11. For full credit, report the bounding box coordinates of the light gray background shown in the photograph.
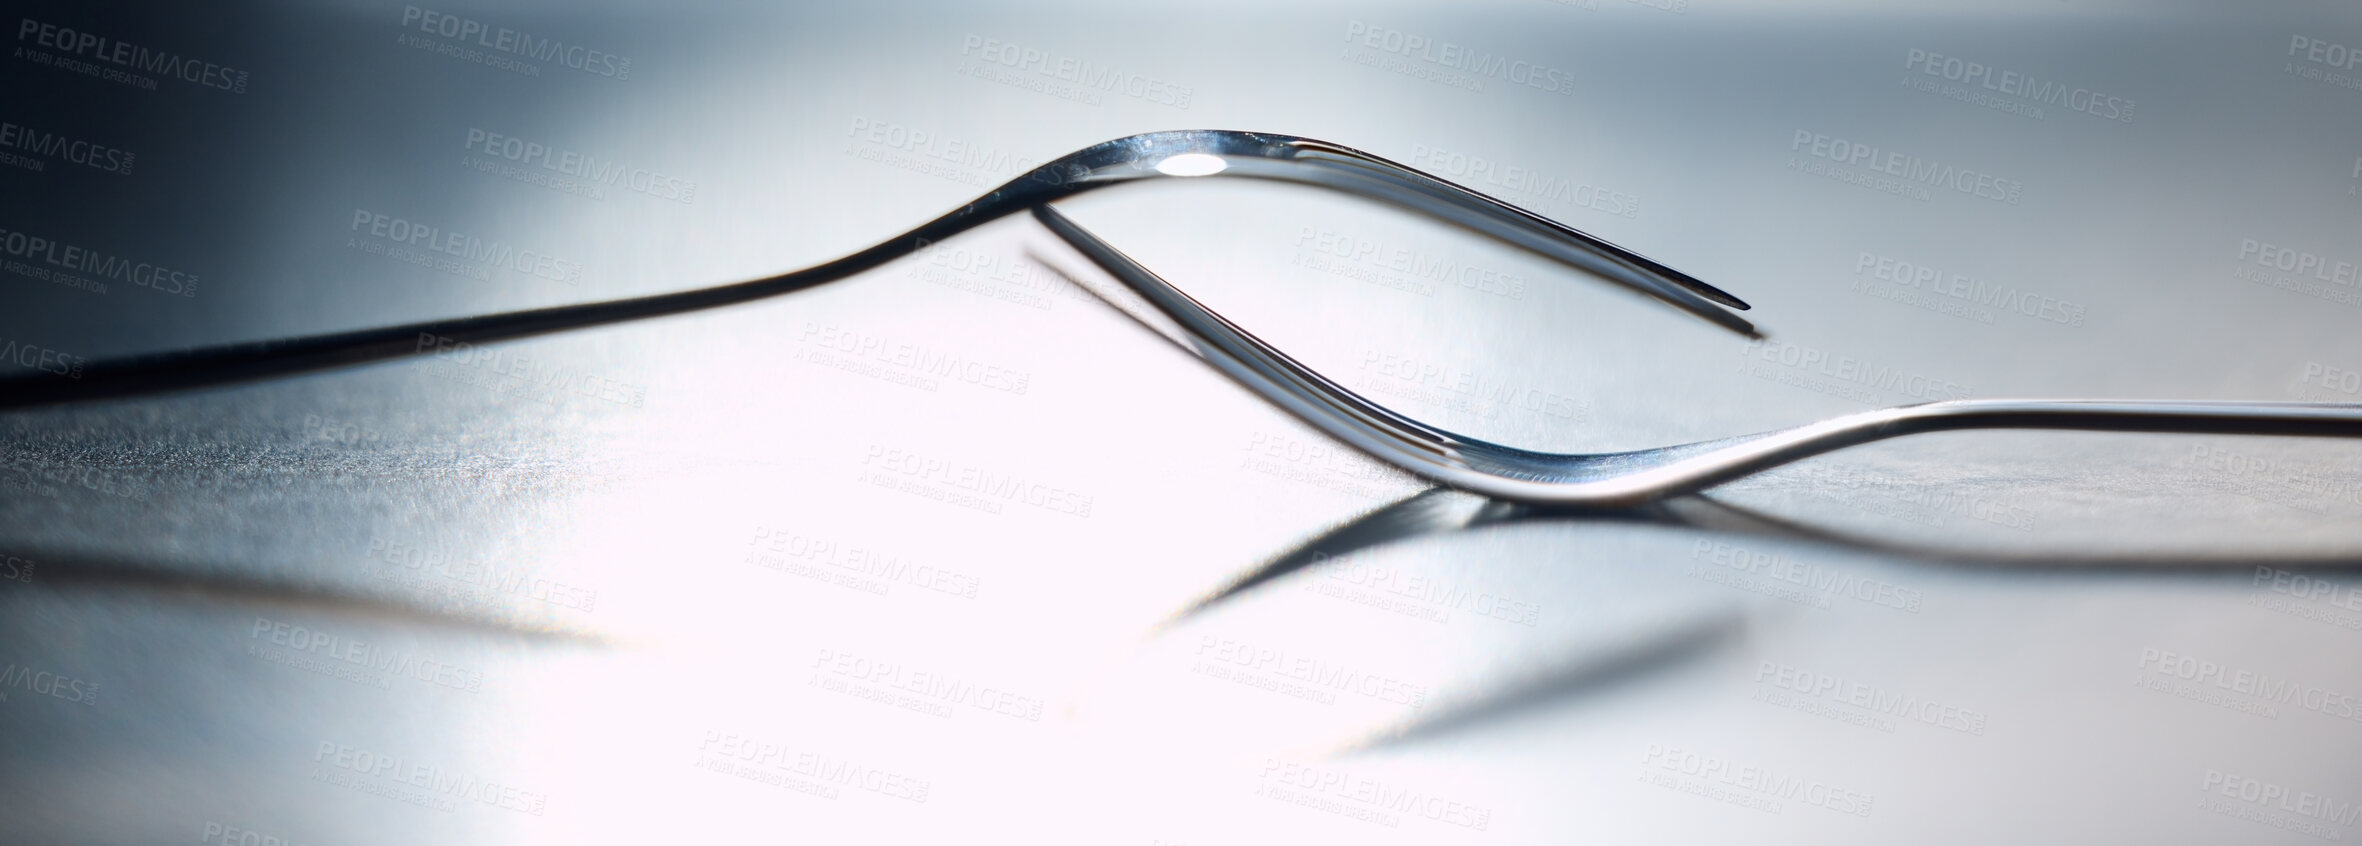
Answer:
[5,0,2362,842]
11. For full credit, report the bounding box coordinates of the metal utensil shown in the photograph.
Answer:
[1031,203,2362,507]
[0,130,1748,410]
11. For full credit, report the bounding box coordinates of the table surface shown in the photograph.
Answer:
[7,0,2362,842]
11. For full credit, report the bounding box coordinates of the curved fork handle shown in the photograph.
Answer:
[1617,399,2362,504]
[0,130,1745,412]
[1031,202,2362,507]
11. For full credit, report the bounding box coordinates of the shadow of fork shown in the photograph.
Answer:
[1170,486,2362,754]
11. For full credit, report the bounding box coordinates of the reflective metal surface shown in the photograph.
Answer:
[1038,203,2362,505]
[0,129,1750,410]
[9,1,2362,843]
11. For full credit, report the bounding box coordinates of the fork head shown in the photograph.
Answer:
[1002,130,1755,336]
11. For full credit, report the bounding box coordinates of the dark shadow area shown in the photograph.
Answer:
[7,547,610,644]
[1171,485,2362,753]
[1345,610,1745,754]
[1188,486,2362,634]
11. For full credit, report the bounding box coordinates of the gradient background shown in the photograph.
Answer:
[5,0,2362,842]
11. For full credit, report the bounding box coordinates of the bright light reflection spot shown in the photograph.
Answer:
[1154,153,1227,177]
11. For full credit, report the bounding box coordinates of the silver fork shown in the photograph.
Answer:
[9,129,2361,510]
[1029,203,2362,508]
[0,130,1753,409]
